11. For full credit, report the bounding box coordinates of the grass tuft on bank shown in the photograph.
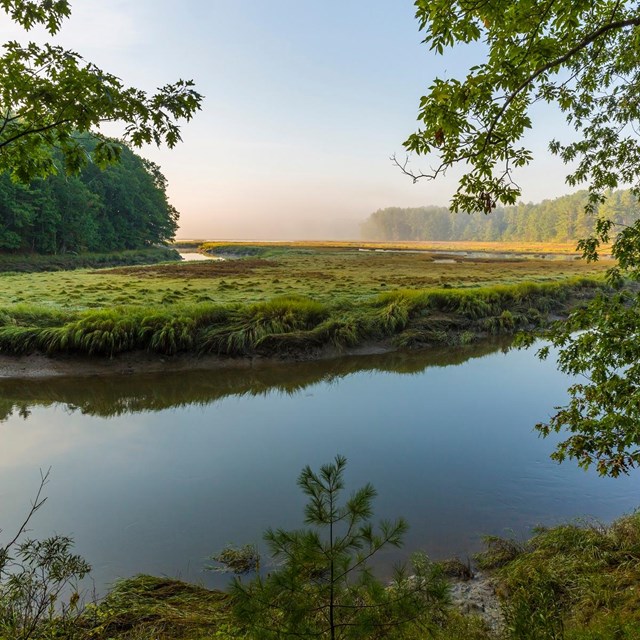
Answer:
[477,512,640,639]
[0,279,605,358]
[87,575,233,640]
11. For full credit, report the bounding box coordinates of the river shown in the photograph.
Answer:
[1,341,638,591]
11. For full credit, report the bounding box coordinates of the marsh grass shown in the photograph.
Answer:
[476,513,640,639]
[0,278,605,357]
[88,575,232,639]
[0,244,612,357]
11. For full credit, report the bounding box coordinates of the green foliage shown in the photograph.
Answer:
[0,2,201,182]
[528,285,640,476]
[484,513,640,639]
[230,455,450,639]
[405,0,640,477]
[405,1,640,214]
[0,139,180,254]
[0,537,90,640]
[0,471,91,640]
[361,191,639,243]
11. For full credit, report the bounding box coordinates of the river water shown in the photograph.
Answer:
[1,342,639,591]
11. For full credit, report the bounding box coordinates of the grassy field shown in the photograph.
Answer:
[1,242,611,309]
[0,242,614,358]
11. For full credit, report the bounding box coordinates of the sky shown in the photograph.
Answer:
[2,1,577,240]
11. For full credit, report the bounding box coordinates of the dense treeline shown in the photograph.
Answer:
[361,190,638,242]
[0,138,178,254]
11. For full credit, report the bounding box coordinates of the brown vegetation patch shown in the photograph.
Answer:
[97,259,279,279]
[302,271,336,281]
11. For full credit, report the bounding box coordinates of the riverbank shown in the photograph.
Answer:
[0,278,606,367]
[0,342,395,378]
[40,510,640,639]
[0,247,180,273]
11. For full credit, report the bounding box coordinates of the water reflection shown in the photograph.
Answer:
[0,340,507,420]
[1,340,639,593]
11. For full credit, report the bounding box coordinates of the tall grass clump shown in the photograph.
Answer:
[476,513,640,639]
[199,297,329,355]
[0,304,72,327]
[0,326,46,354]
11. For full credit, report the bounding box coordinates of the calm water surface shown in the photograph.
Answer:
[1,342,639,590]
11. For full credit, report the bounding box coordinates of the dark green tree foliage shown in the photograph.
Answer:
[0,140,178,253]
[361,191,638,242]
[0,1,201,182]
[231,455,449,640]
[403,1,640,476]
[401,1,640,214]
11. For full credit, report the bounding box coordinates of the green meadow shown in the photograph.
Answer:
[0,242,613,358]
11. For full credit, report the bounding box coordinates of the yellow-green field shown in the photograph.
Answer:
[0,242,614,358]
[188,239,603,254]
[1,242,612,310]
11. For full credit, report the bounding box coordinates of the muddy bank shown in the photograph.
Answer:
[449,572,504,634]
[0,342,397,379]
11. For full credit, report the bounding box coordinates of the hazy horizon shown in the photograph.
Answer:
[2,1,581,241]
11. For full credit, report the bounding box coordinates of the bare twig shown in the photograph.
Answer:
[1,468,50,557]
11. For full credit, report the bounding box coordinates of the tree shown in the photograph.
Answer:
[400,0,640,476]
[0,136,180,253]
[229,455,449,640]
[0,470,91,640]
[0,0,202,182]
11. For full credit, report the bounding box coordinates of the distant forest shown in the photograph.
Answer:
[361,190,639,242]
[0,138,178,254]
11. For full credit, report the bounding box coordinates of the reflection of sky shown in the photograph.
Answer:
[2,345,638,592]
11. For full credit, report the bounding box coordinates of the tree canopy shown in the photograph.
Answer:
[403,1,640,476]
[400,0,640,215]
[0,0,202,182]
[0,136,179,253]
[362,190,638,243]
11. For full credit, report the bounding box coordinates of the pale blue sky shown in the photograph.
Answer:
[2,1,574,239]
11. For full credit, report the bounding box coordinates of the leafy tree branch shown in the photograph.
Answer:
[403,0,640,475]
[0,2,202,182]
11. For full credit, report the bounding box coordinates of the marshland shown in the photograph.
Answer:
[3,240,640,639]
[2,0,640,634]
[0,241,613,362]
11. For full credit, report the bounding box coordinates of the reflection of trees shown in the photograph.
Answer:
[0,340,507,420]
